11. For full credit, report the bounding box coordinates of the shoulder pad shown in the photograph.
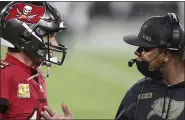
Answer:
[0,61,10,69]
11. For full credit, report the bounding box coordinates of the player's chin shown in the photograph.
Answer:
[33,58,44,66]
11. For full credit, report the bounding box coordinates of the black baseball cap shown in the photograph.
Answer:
[123,13,184,49]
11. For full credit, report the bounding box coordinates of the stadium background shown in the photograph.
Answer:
[0,2,184,119]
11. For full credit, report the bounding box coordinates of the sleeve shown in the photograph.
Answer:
[0,69,10,114]
[115,88,137,120]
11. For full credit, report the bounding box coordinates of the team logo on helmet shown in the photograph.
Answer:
[5,2,46,24]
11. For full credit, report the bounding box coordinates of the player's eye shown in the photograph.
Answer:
[35,27,47,36]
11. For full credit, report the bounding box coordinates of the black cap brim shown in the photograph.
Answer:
[123,35,156,47]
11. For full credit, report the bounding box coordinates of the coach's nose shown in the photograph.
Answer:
[135,49,143,61]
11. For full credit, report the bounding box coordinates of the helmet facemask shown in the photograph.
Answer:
[41,32,67,67]
[18,25,67,67]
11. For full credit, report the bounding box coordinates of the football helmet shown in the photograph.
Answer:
[0,1,67,65]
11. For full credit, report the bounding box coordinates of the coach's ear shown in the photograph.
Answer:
[163,50,171,63]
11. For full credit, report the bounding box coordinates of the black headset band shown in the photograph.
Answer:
[166,13,185,60]
[166,13,181,49]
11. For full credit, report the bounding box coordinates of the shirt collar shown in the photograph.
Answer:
[5,53,37,75]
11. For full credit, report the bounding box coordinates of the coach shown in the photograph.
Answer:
[115,13,185,120]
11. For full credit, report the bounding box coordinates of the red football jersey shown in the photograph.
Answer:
[0,53,48,120]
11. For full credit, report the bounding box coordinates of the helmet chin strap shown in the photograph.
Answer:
[27,57,57,81]
[44,54,58,78]
[27,53,59,81]
[27,61,44,81]
[44,61,57,79]
[44,65,51,79]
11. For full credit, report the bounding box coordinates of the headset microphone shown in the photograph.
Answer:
[128,58,137,67]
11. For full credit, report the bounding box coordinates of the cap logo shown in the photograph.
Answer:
[142,34,151,42]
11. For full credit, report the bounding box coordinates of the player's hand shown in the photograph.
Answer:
[41,103,73,120]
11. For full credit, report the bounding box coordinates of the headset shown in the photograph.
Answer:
[166,13,181,49]
[166,13,185,60]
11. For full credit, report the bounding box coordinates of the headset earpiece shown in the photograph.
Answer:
[166,13,180,48]
[166,13,185,60]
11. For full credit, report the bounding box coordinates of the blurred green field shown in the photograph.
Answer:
[1,43,142,119]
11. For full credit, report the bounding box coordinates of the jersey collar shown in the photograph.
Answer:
[5,53,37,75]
